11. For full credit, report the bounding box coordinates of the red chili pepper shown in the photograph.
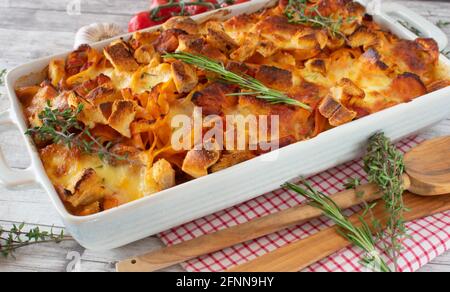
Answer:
[128,11,164,32]
[185,0,218,16]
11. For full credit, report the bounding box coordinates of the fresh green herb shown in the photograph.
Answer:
[344,177,362,190]
[0,223,71,258]
[284,181,391,272]
[398,20,422,36]
[363,132,407,272]
[284,0,347,39]
[25,103,132,164]
[163,52,311,110]
[436,20,450,28]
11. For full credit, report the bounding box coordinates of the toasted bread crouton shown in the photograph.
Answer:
[104,40,139,72]
[171,60,198,93]
[210,151,256,173]
[108,100,137,138]
[182,146,221,178]
[206,28,238,53]
[66,168,110,208]
[163,16,199,35]
[134,44,159,65]
[153,29,187,53]
[385,72,427,103]
[255,65,293,91]
[192,82,239,115]
[319,94,357,126]
[152,159,176,191]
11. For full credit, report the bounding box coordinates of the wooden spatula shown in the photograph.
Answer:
[116,136,450,272]
[227,192,450,272]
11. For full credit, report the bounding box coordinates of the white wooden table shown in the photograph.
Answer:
[0,0,449,272]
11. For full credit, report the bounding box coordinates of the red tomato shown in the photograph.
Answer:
[150,0,182,19]
[220,0,249,8]
[185,0,218,16]
[128,11,164,32]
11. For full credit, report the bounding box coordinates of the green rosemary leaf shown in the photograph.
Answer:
[163,52,311,110]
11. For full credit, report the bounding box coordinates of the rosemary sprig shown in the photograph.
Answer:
[284,0,347,39]
[25,103,130,164]
[284,181,391,272]
[364,132,407,272]
[163,52,311,110]
[0,223,71,258]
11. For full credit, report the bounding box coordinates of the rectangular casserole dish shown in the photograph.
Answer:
[2,0,450,250]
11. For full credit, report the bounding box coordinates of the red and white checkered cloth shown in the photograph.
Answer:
[158,136,450,272]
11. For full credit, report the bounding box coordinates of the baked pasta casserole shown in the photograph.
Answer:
[16,0,450,216]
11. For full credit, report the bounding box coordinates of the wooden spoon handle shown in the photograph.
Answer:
[116,182,385,272]
[227,192,450,272]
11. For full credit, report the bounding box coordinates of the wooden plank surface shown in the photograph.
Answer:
[0,0,449,272]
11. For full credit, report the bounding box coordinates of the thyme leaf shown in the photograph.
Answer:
[0,223,71,258]
[284,0,347,39]
[25,103,133,164]
[364,132,407,272]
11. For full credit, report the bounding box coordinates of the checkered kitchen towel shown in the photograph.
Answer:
[158,136,450,272]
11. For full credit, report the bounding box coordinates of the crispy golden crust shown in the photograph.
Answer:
[171,60,199,93]
[107,100,136,138]
[104,40,139,72]
[18,0,448,216]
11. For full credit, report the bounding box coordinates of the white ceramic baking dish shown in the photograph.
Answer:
[2,0,450,250]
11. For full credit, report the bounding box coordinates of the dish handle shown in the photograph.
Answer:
[382,2,448,51]
[0,110,36,188]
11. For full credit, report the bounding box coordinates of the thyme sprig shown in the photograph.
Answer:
[25,103,131,164]
[284,181,391,272]
[0,223,71,258]
[364,133,407,272]
[284,0,347,39]
[163,52,311,110]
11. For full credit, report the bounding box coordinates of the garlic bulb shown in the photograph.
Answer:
[74,23,125,49]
